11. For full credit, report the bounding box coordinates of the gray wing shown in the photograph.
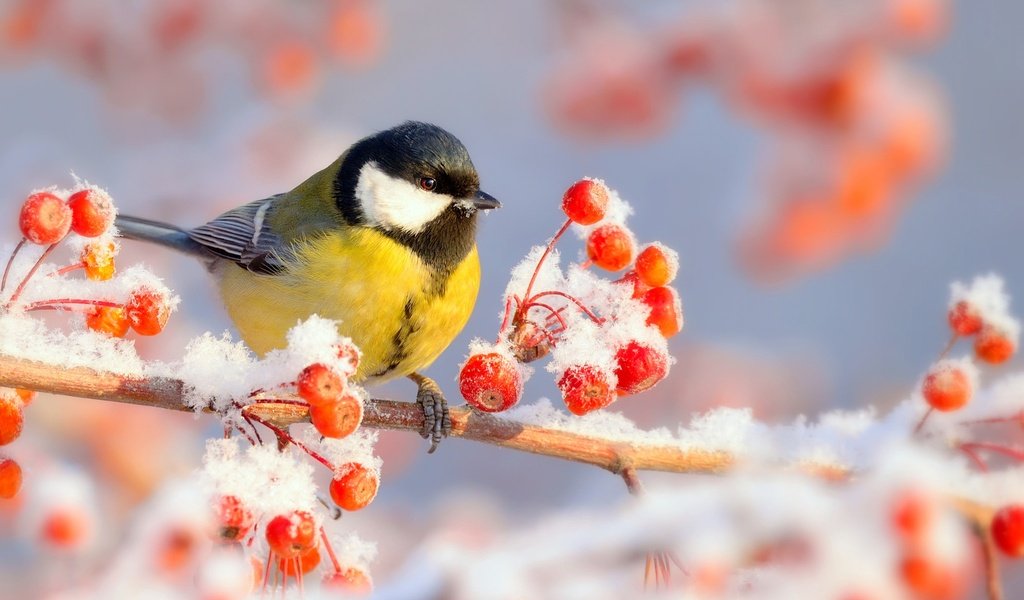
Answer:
[188,195,289,275]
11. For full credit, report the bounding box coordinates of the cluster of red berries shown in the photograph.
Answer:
[0,388,34,501]
[459,179,680,416]
[212,497,371,594]
[888,488,968,598]
[947,298,1017,365]
[4,186,172,338]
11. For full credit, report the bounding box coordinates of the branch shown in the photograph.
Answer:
[0,354,731,476]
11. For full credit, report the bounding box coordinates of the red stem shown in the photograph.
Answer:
[961,442,1024,462]
[496,296,516,341]
[24,298,123,312]
[938,332,960,360]
[1,238,26,294]
[914,407,934,435]
[47,263,85,278]
[528,290,604,324]
[243,409,336,472]
[961,414,1023,427]
[522,300,568,332]
[521,218,573,314]
[5,242,59,307]
[320,527,342,572]
[960,444,989,472]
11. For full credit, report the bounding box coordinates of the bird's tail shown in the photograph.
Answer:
[115,215,207,258]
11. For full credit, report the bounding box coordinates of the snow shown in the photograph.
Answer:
[200,438,318,518]
[950,273,1021,340]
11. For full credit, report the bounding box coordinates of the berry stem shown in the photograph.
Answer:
[528,290,604,324]
[496,296,517,341]
[961,442,1024,462]
[0,238,26,294]
[522,300,568,332]
[47,263,85,278]
[959,443,989,472]
[938,332,959,360]
[913,407,934,435]
[521,218,573,314]
[242,407,336,472]
[24,298,123,312]
[5,242,58,307]
[961,414,1023,427]
[320,527,343,572]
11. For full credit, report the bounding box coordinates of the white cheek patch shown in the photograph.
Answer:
[355,161,454,234]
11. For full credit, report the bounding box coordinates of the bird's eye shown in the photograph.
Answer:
[419,177,437,192]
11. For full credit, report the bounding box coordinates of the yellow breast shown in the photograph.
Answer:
[214,228,480,382]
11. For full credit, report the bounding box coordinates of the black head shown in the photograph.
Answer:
[332,122,499,274]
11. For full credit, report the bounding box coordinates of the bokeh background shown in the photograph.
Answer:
[1,0,1022,596]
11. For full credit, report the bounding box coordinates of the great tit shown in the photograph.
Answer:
[116,121,500,452]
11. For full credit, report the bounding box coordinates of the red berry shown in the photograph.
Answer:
[975,328,1015,364]
[66,188,115,237]
[891,489,935,543]
[19,192,71,245]
[634,243,678,287]
[947,301,982,336]
[899,552,962,599]
[297,363,345,407]
[85,306,130,338]
[157,525,200,574]
[310,392,363,438]
[334,341,361,376]
[992,504,1024,558]
[265,511,316,558]
[0,458,22,499]
[641,286,684,338]
[214,495,255,542]
[562,179,609,225]
[81,240,116,281]
[277,544,321,577]
[323,567,373,595]
[458,352,523,412]
[586,223,635,271]
[921,363,972,412]
[41,507,91,549]
[329,463,379,511]
[558,365,616,416]
[0,394,24,446]
[614,341,669,396]
[125,288,170,336]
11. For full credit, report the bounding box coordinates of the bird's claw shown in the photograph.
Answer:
[411,374,451,453]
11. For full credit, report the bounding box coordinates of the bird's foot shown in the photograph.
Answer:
[408,373,451,453]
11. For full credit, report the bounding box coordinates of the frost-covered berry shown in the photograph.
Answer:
[614,341,669,396]
[215,495,255,542]
[126,288,170,336]
[265,511,316,558]
[323,567,373,595]
[19,191,71,245]
[947,300,982,336]
[586,224,636,271]
[558,365,616,416]
[634,243,679,288]
[642,286,683,338]
[921,362,973,412]
[615,270,649,298]
[0,393,24,446]
[81,240,116,281]
[310,392,363,438]
[562,179,609,225]
[334,341,361,377]
[458,352,523,412]
[40,507,91,549]
[992,504,1024,558]
[278,544,321,577]
[975,327,1015,364]
[329,462,379,511]
[67,188,115,237]
[86,306,130,338]
[0,458,22,499]
[297,363,345,407]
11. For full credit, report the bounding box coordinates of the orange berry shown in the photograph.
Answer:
[263,41,318,93]
[947,301,982,336]
[891,488,935,543]
[0,394,24,446]
[86,306,130,338]
[41,507,91,549]
[81,241,117,281]
[329,463,379,511]
[297,363,345,407]
[586,223,635,271]
[215,495,255,542]
[310,393,363,439]
[899,551,963,600]
[277,544,321,578]
[641,286,683,338]
[19,192,71,245]
[125,288,170,336]
[458,352,523,412]
[0,458,22,499]
[992,504,1024,558]
[14,388,35,406]
[614,341,669,396]
[562,179,609,225]
[975,328,1015,364]
[634,243,678,287]
[921,363,972,412]
[67,188,115,237]
[323,567,373,595]
[558,365,615,416]
[265,511,316,559]
[157,525,200,573]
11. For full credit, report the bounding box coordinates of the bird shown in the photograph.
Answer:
[115,121,500,452]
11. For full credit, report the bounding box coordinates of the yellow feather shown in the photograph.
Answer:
[214,227,480,382]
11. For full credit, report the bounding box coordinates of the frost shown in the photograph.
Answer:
[200,438,318,517]
[950,273,1021,340]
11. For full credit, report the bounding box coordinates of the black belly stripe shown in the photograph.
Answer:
[370,297,420,378]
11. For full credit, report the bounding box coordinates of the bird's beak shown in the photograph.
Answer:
[472,190,501,210]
